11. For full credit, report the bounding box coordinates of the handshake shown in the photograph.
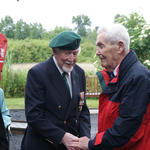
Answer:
[62,132,90,150]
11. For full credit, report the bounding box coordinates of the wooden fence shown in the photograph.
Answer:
[86,76,101,98]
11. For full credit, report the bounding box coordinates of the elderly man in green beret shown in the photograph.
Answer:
[21,31,91,150]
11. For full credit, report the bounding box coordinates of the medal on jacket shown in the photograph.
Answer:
[79,92,84,112]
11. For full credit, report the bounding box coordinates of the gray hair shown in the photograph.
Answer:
[53,48,61,53]
[98,24,130,51]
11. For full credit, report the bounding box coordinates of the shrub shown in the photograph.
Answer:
[0,67,27,97]
[0,53,27,97]
[7,39,52,63]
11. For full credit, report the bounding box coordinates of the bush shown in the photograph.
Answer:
[7,38,99,64]
[7,39,52,63]
[0,67,27,97]
[78,42,97,63]
[0,53,27,97]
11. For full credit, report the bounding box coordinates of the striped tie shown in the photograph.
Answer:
[62,72,70,94]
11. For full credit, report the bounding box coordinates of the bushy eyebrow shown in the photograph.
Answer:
[96,42,105,47]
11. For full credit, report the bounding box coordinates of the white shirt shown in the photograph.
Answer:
[113,65,119,76]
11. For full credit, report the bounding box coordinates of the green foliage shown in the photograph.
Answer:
[1,69,27,97]
[85,27,98,44]
[14,19,30,40]
[7,39,52,63]
[0,54,27,97]
[72,14,91,36]
[41,26,72,40]
[114,12,150,63]
[0,16,45,40]
[78,42,96,63]
[6,30,99,64]
[0,16,15,38]
[29,23,45,39]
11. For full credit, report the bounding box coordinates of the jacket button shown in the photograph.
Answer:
[75,120,78,124]
[64,120,67,124]
[58,105,62,110]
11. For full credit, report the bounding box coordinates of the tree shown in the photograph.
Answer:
[42,26,72,40]
[15,19,30,39]
[72,15,91,36]
[29,23,45,39]
[85,26,99,44]
[114,12,150,64]
[0,16,15,38]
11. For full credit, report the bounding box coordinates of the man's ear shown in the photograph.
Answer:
[52,48,57,56]
[52,48,55,53]
[118,40,125,54]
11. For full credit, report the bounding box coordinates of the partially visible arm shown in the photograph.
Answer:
[0,88,11,128]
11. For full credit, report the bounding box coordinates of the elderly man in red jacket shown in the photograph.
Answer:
[72,24,150,150]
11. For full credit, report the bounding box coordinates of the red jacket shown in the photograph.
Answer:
[89,51,150,150]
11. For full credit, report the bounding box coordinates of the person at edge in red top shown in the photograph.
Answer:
[0,33,11,150]
[71,23,150,150]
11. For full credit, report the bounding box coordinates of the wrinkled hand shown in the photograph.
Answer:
[61,132,79,150]
[70,136,90,150]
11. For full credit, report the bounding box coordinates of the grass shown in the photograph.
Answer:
[5,97,25,109]
[86,98,99,109]
[5,97,99,109]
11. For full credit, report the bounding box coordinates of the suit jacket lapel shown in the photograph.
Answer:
[48,57,71,103]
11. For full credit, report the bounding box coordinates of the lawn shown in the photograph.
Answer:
[5,97,99,109]
[5,97,25,109]
[86,98,99,109]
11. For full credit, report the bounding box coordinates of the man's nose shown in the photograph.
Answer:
[96,48,101,55]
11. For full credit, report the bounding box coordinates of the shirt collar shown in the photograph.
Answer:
[113,65,119,76]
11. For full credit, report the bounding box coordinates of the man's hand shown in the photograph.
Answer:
[61,132,79,150]
[70,136,90,150]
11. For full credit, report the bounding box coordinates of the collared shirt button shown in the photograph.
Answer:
[58,105,62,110]
[64,120,67,124]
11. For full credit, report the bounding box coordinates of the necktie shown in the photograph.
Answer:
[62,72,70,94]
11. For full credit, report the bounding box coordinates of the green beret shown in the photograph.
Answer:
[49,31,81,50]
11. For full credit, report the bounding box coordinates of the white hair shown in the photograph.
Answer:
[98,24,130,51]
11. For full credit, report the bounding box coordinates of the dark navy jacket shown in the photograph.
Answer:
[21,56,91,150]
[89,50,150,150]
